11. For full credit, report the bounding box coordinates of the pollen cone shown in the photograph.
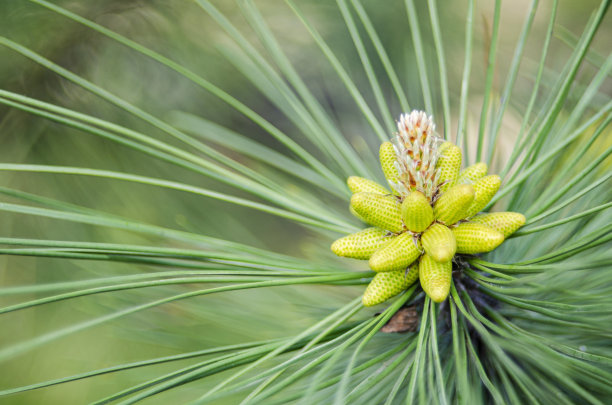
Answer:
[452,222,504,254]
[433,184,474,225]
[347,176,389,195]
[419,254,452,303]
[331,227,394,260]
[350,192,404,233]
[369,232,421,272]
[362,264,419,307]
[401,191,434,233]
[470,212,526,238]
[380,142,399,192]
[464,175,501,218]
[436,142,462,193]
[421,223,456,263]
[457,162,488,184]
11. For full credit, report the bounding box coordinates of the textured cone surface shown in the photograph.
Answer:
[470,212,526,238]
[457,162,488,184]
[419,254,452,303]
[436,142,462,193]
[380,142,399,191]
[433,184,475,225]
[369,232,421,272]
[350,192,404,233]
[421,223,456,263]
[401,191,434,233]
[347,176,389,195]
[362,264,419,307]
[452,222,504,254]
[464,175,501,218]
[331,227,394,260]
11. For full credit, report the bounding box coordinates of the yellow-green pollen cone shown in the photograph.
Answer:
[470,212,526,238]
[369,232,421,272]
[419,254,452,303]
[363,264,419,307]
[379,142,400,193]
[347,176,389,195]
[401,191,434,233]
[457,162,488,184]
[330,111,525,306]
[421,223,456,263]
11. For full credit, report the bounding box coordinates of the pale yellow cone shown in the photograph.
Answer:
[350,192,404,233]
[470,212,526,238]
[380,142,399,192]
[347,176,389,195]
[452,222,504,254]
[401,191,434,233]
[457,162,488,184]
[421,223,456,263]
[419,254,452,303]
[362,264,419,307]
[436,142,462,193]
[464,175,501,218]
[433,184,475,226]
[331,227,394,260]
[369,232,421,272]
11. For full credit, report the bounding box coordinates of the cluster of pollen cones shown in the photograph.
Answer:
[331,111,525,307]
